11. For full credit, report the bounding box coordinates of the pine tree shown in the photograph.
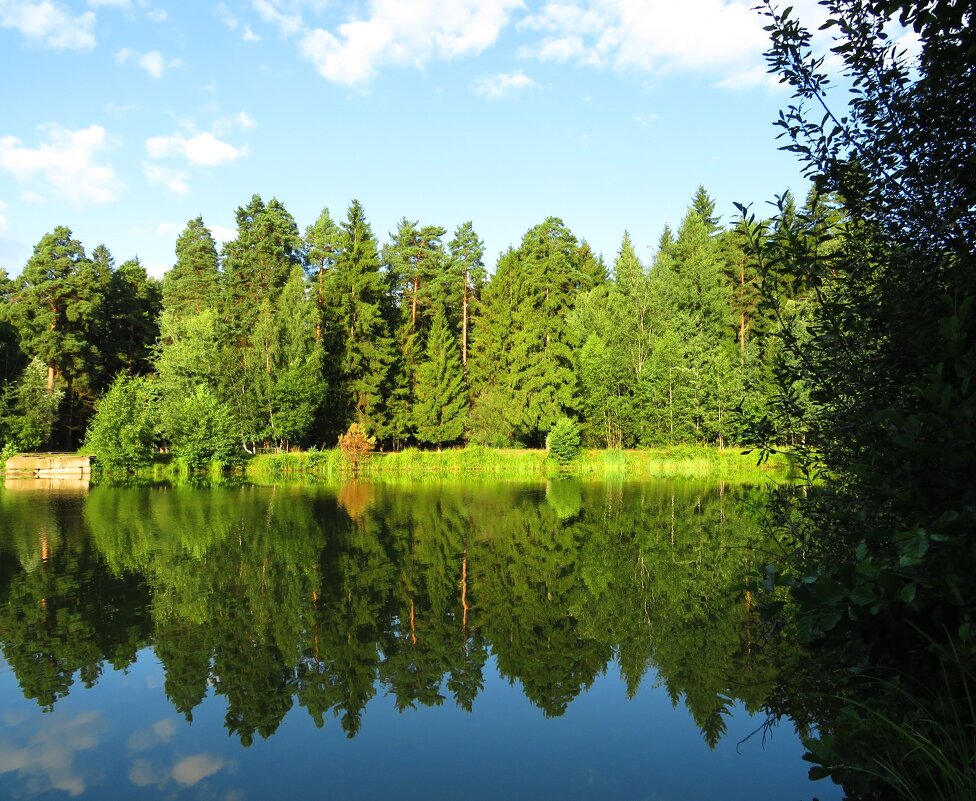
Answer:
[446,221,486,369]
[321,200,394,438]
[104,257,161,378]
[14,226,92,392]
[219,196,307,449]
[691,184,721,235]
[414,311,467,447]
[471,218,582,444]
[304,206,342,342]
[384,219,447,332]
[467,247,519,445]
[222,195,303,340]
[163,216,220,315]
[13,227,108,447]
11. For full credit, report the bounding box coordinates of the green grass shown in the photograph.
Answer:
[245,444,786,483]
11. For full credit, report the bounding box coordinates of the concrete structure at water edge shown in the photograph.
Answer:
[4,453,93,479]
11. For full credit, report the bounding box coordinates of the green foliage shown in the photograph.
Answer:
[414,311,467,447]
[465,388,515,447]
[545,416,581,465]
[468,219,586,445]
[221,195,303,339]
[0,358,63,452]
[160,385,241,469]
[163,216,220,315]
[103,257,161,377]
[83,374,159,472]
[240,267,326,450]
[8,227,109,448]
[577,333,625,448]
[321,200,395,436]
[749,1,976,796]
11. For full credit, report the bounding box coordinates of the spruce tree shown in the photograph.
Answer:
[163,216,220,315]
[414,311,467,447]
[504,218,582,443]
[321,199,394,438]
[304,206,342,341]
[470,220,584,445]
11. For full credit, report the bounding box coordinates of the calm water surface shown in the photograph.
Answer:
[0,479,840,800]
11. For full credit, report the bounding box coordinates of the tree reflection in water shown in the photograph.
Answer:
[0,480,793,747]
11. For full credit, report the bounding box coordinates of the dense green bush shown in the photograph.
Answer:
[83,374,159,472]
[161,385,242,469]
[545,417,581,465]
[1,359,62,453]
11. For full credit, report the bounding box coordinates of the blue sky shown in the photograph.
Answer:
[0,0,826,278]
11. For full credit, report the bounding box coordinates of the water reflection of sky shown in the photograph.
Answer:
[0,648,840,801]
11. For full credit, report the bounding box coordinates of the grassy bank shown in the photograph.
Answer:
[245,444,788,483]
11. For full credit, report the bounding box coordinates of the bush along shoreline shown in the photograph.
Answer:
[244,444,788,483]
[2,444,789,485]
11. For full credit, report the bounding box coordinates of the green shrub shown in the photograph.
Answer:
[545,417,581,465]
[161,385,242,470]
[83,374,159,472]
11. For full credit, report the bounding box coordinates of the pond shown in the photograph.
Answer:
[0,479,840,800]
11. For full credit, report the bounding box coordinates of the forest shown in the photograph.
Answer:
[0,183,814,468]
[0,0,973,796]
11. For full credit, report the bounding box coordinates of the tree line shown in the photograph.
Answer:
[0,186,824,466]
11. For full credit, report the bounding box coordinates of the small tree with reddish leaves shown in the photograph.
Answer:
[337,423,375,471]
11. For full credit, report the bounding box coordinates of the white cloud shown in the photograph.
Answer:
[258,0,522,86]
[0,124,121,204]
[171,754,224,786]
[129,759,166,787]
[518,0,770,84]
[216,1,237,29]
[253,0,304,36]
[127,718,178,752]
[142,162,190,194]
[242,24,261,42]
[0,0,96,50]
[22,190,45,203]
[146,131,248,166]
[472,70,541,100]
[0,712,101,797]
[115,47,181,78]
[138,50,177,78]
[0,200,7,234]
[87,0,166,21]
